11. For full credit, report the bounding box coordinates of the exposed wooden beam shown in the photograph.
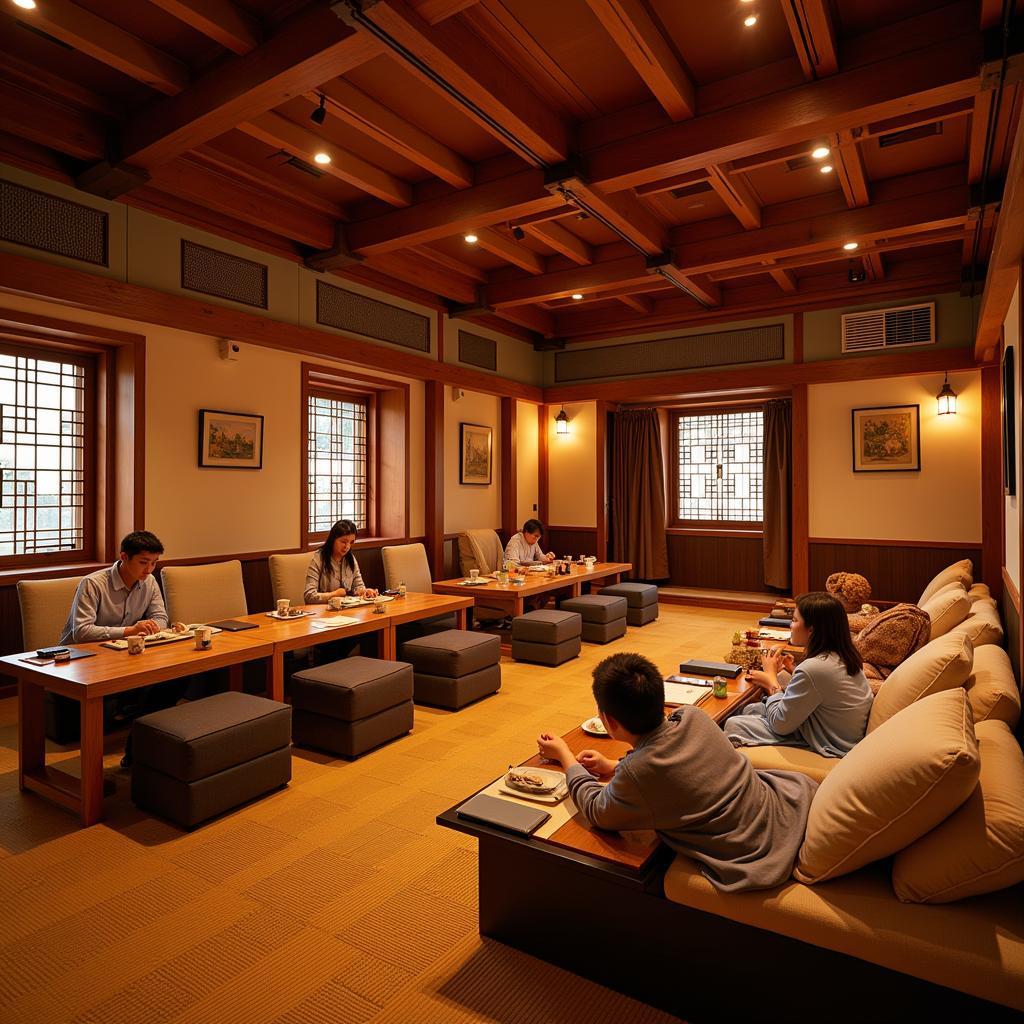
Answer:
[779,0,839,80]
[416,0,483,24]
[863,252,886,280]
[147,0,261,56]
[617,293,655,314]
[650,263,721,307]
[410,246,488,283]
[475,228,546,274]
[634,169,711,197]
[239,112,412,207]
[834,131,870,207]
[510,205,578,227]
[488,256,651,308]
[768,267,798,293]
[7,0,189,95]
[522,220,594,265]
[863,98,973,138]
[706,164,762,229]
[0,50,121,118]
[582,0,695,120]
[496,305,555,338]
[310,80,473,188]
[968,90,994,184]
[368,251,478,303]
[342,0,568,165]
[0,82,106,162]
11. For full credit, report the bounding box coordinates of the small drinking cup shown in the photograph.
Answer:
[194,626,213,651]
[127,635,145,656]
[276,598,291,617]
[327,596,344,611]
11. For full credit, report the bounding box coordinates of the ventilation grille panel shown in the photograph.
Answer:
[879,122,942,148]
[554,324,785,383]
[0,178,107,266]
[458,330,497,371]
[181,239,268,308]
[316,280,430,352]
[841,302,935,353]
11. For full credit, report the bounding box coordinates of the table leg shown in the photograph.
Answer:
[18,681,46,791]
[455,608,468,630]
[79,697,105,827]
[228,664,244,692]
[381,626,397,661]
[269,654,284,703]
[514,596,524,618]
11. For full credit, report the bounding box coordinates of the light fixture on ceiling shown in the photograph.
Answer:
[313,151,331,165]
[743,14,758,26]
[555,407,570,435]
[936,373,958,416]
[464,233,478,244]
[12,0,37,8]
[310,93,327,126]
[511,225,525,240]
[819,164,834,174]
[843,241,859,251]
[571,293,583,301]
[811,146,830,160]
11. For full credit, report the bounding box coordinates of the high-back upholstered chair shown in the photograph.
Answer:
[457,530,505,625]
[269,552,312,606]
[381,543,432,593]
[17,576,82,650]
[161,560,247,624]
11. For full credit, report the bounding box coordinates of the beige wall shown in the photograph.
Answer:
[1005,277,1021,591]
[808,371,982,543]
[547,401,597,527]
[443,387,501,533]
[516,401,539,529]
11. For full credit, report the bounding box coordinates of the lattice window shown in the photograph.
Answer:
[307,391,368,535]
[0,347,91,561]
[675,409,764,524]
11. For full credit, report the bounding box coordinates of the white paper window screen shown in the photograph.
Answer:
[307,393,368,533]
[676,410,764,523]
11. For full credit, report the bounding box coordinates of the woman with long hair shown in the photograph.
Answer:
[724,591,872,757]
[304,519,378,604]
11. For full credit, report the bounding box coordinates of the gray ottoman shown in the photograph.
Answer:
[290,656,414,758]
[131,692,291,829]
[511,609,582,666]
[600,582,659,626]
[560,595,627,644]
[400,630,501,709]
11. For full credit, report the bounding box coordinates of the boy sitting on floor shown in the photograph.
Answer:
[537,652,818,892]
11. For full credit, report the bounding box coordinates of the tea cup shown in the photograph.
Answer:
[276,598,291,617]
[194,626,213,651]
[327,596,344,611]
[373,596,387,615]
[127,635,145,655]
[469,569,480,580]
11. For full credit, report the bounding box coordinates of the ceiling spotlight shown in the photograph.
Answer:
[511,225,525,240]
[313,152,331,165]
[811,146,830,160]
[848,266,866,283]
[820,164,833,174]
[464,233,478,244]
[12,0,37,8]
[743,14,758,26]
[576,211,589,220]
[843,241,859,251]
[310,93,326,126]
[571,293,584,301]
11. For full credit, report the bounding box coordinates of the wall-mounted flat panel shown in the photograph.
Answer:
[0,178,107,267]
[316,280,430,352]
[181,239,268,309]
[458,330,497,371]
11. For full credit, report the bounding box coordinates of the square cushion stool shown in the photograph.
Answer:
[599,582,659,626]
[560,595,628,644]
[290,656,414,758]
[400,630,501,709]
[511,609,582,666]
[131,691,291,829]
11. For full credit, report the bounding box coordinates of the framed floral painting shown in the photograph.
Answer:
[198,409,264,469]
[459,422,492,485]
[851,405,920,473]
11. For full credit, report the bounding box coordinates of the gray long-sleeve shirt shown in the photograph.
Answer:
[303,551,366,604]
[503,532,549,565]
[60,563,168,644]
[566,707,818,892]
[724,652,873,758]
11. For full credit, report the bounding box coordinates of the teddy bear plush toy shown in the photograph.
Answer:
[825,571,872,612]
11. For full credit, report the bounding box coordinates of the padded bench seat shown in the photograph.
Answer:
[599,582,659,626]
[511,609,582,666]
[560,594,627,644]
[401,629,501,709]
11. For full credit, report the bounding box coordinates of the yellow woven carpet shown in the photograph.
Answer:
[0,605,751,1023]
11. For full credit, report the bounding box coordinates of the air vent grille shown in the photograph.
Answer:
[181,239,268,308]
[841,302,935,353]
[316,280,430,352]
[879,122,942,148]
[0,178,108,266]
[458,330,497,371]
[785,154,816,171]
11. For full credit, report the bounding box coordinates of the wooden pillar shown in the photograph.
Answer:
[501,397,517,540]
[791,383,810,595]
[425,380,444,577]
[538,403,549,526]
[793,311,804,364]
[596,400,609,561]
[981,364,1004,599]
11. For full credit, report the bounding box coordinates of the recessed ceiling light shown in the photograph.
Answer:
[820,164,833,174]
[571,293,584,301]
[464,233,478,244]
[743,14,758,26]
[843,241,859,251]
[740,0,755,3]
[811,146,830,160]
[12,0,37,8]
[313,152,331,165]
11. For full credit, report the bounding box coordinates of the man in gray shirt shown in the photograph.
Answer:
[504,518,555,566]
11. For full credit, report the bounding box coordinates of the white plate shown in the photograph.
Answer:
[581,716,608,737]
[459,578,490,586]
[266,610,315,620]
[499,766,568,804]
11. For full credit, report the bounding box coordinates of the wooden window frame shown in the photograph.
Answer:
[668,404,766,532]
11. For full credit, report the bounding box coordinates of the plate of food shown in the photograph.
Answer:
[498,766,568,804]
[581,716,608,737]
[267,608,314,619]
[459,578,490,586]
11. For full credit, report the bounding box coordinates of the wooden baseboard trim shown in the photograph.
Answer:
[808,537,983,550]
[659,593,776,613]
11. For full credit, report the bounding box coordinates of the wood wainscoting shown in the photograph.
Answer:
[809,538,985,604]
[666,530,766,592]
[547,527,599,559]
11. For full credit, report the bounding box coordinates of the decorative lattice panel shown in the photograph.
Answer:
[181,240,268,309]
[458,331,497,371]
[676,410,764,524]
[555,324,785,382]
[307,392,368,534]
[0,349,88,558]
[0,179,108,267]
[316,280,430,352]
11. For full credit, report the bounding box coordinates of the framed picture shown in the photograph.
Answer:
[198,409,264,469]
[459,422,492,485]
[1004,345,1017,497]
[851,405,920,473]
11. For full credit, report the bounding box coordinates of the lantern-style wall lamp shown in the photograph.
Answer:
[936,373,958,416]
[555,406,570,435]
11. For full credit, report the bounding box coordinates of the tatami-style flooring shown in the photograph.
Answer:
[0,604,752,1024]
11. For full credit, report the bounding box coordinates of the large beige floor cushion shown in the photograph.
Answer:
[737,744,839,784]
[919,584,972,639]
[918,559,973,605]
[965,645,1021,728]
[949,597,1005,648]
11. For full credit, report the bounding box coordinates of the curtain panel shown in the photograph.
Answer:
[762,399,792,590]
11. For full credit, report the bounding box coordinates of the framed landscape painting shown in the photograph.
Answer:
[198,409,264,469]
[851,405,920,473]
[459,422,492,485]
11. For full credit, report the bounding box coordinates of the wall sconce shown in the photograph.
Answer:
[555,406,570,435]
[936,373,958,416]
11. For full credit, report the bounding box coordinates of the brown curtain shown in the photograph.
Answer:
[610,409,670,579]
[762,399,792,590]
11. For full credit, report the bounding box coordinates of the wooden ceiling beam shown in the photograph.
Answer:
[706,164,762,229]
[415,0,483,24]
[651,265,721,307]
[768,267,798,293]
[310,80,473,189]
[494,303,557,337]
[0,50,120,118]
[410,246,488,283]
[834,131,870,207]
[0,82,106,162]
[7,0,189,95]
[509,205,579,227]
[239,111,412,207]
[617,293,655,314]
[522,220,594,265]
[147,0,261,56]
[366,251,478,303]
[864,252,886,281]
[341,0,568,165]
[582,0,695,120]
[635,169,711,197]
[863,98,973,138]
[475,228,546,274]
[779,0,839,80]
[488,255,651,308]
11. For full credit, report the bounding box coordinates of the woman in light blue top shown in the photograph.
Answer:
[725,592,873,758]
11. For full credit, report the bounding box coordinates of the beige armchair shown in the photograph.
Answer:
[269,551,312,606]
[381,543,455,634]
[457,530,506,626]
[161,560,247,623]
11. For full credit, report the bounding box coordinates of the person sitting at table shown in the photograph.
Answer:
[504,518,555,566]
[60,530,181,768]
[724,591,872,758]
[537,652,818,893]
[304,519,379,604]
